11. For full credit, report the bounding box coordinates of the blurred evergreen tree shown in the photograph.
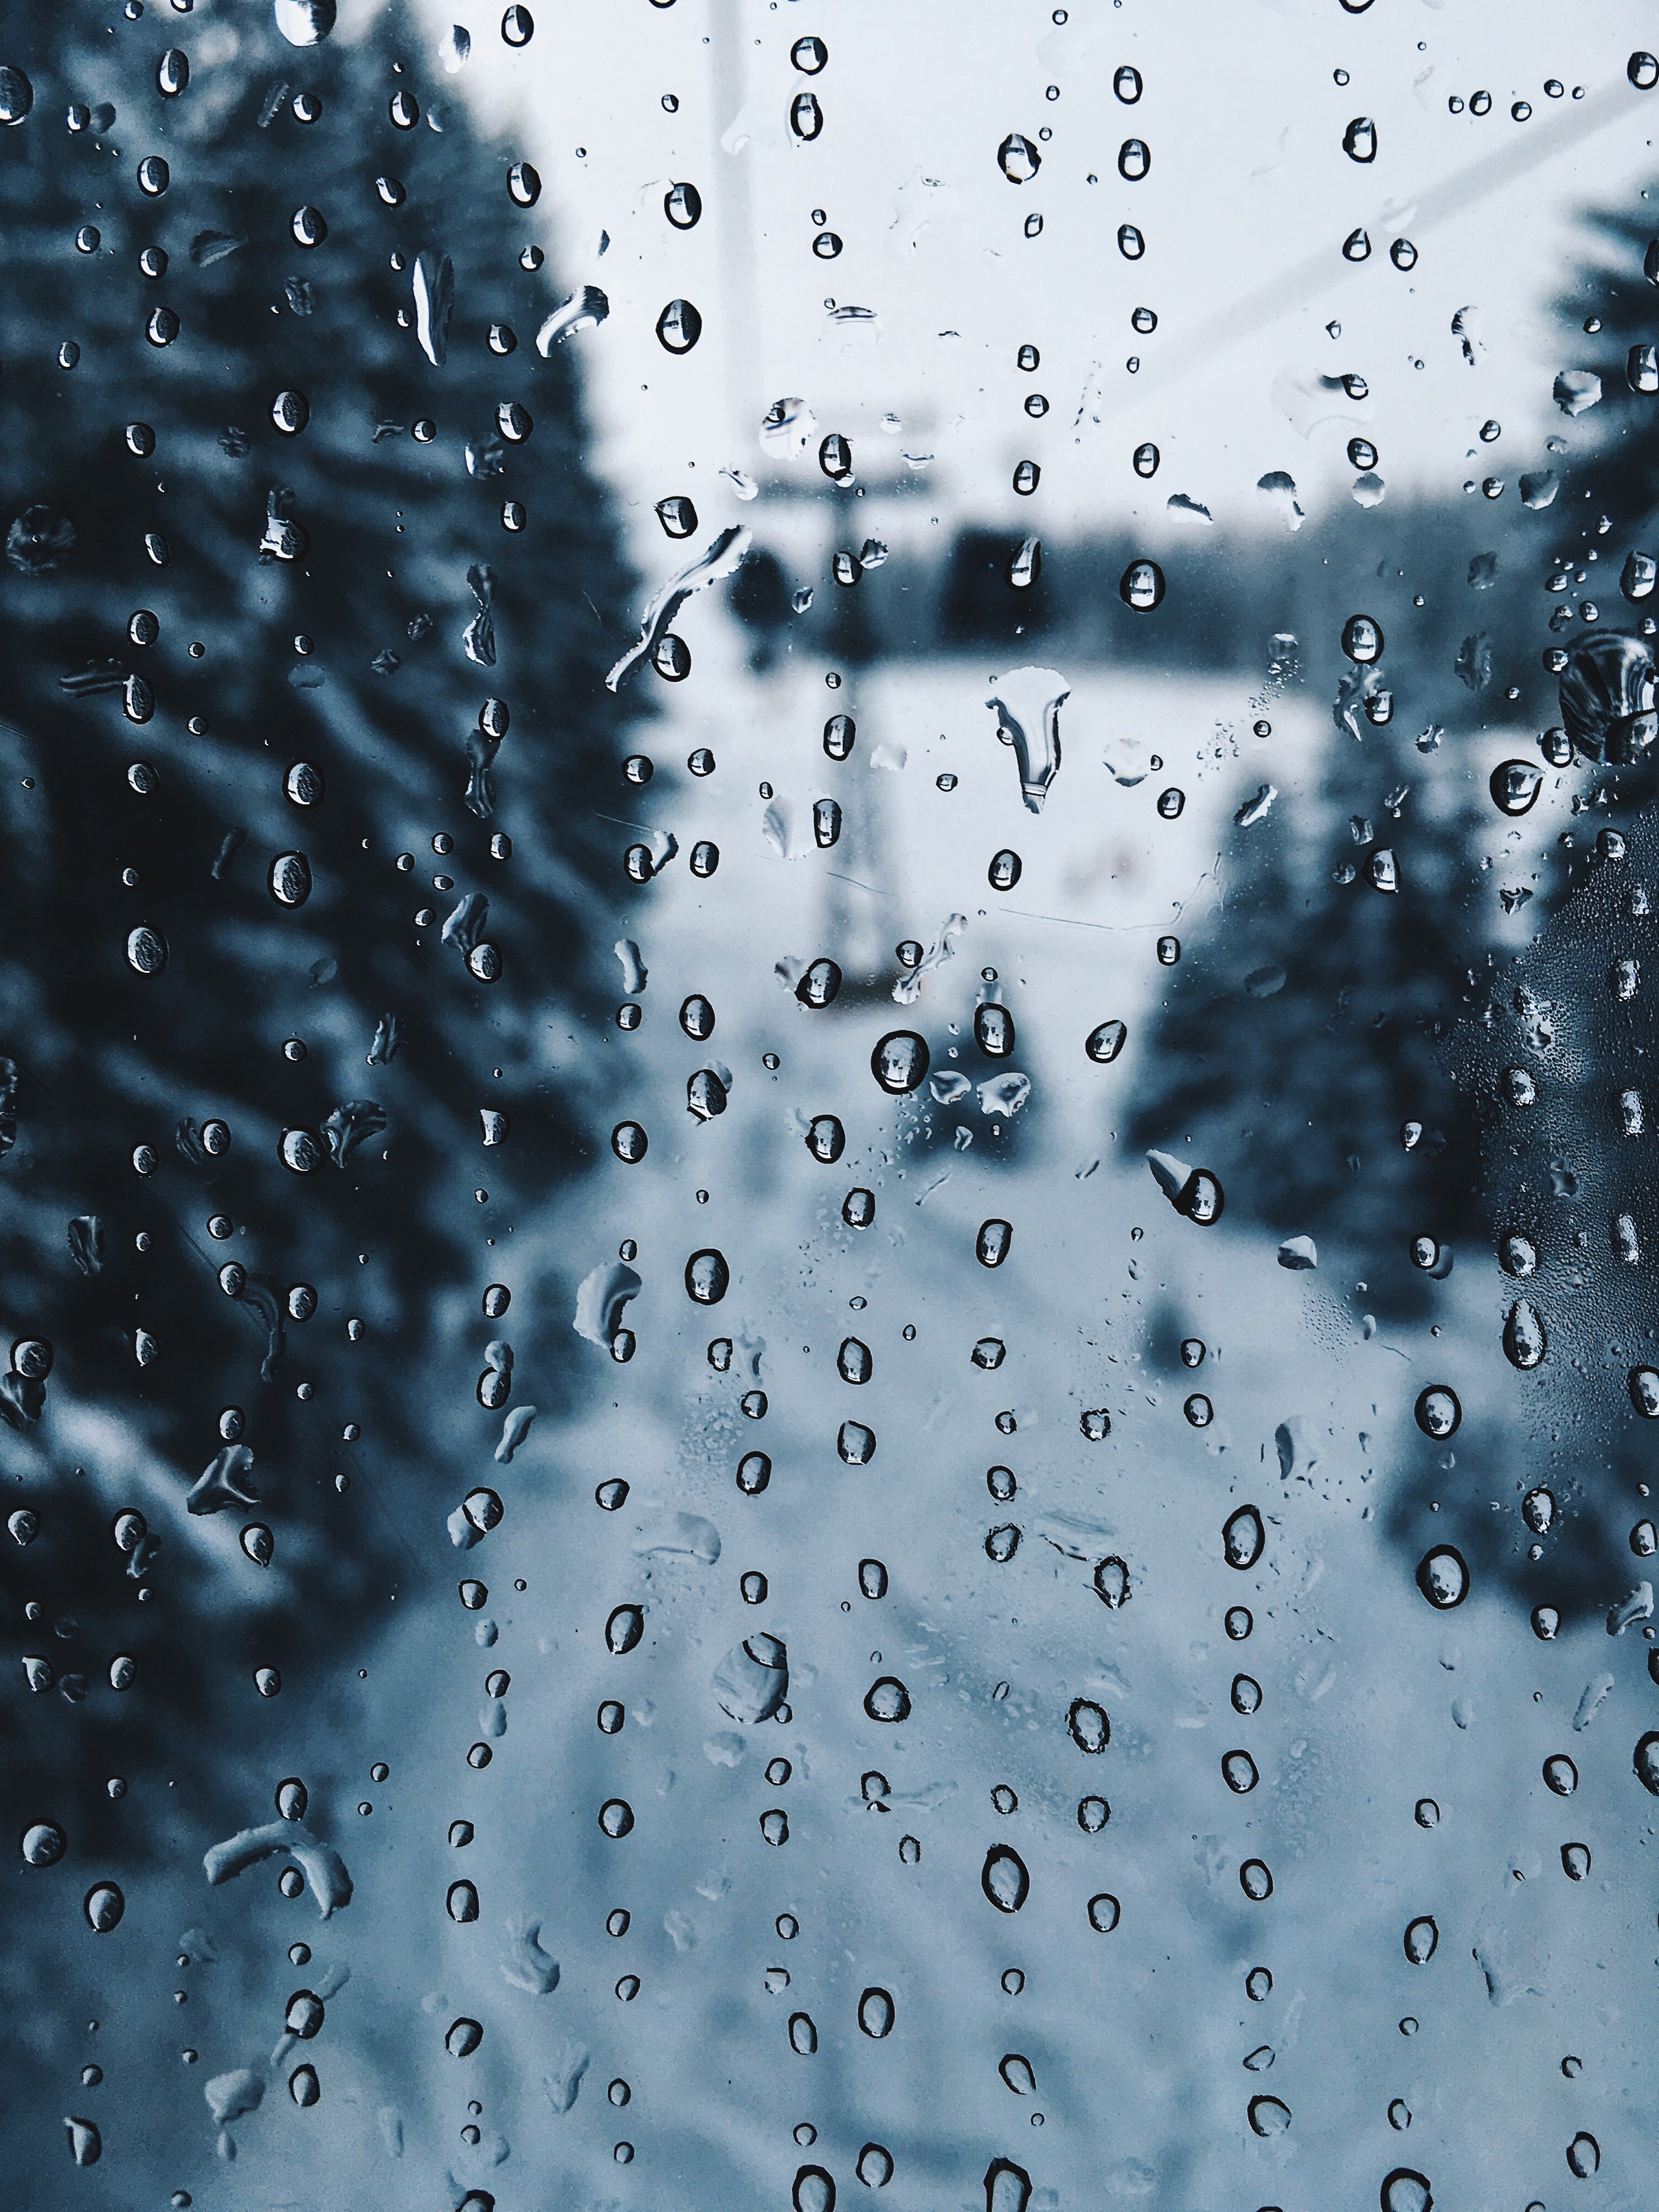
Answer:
[0,0,636,1963]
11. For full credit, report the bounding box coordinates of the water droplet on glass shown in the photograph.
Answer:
[982,1844,1030,1913]
[1120,559,1165,611]
[1415,1546,1469,1609]
[1223,1506,1265,1570]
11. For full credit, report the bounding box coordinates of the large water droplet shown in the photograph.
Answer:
[865,1676,910,1722]
[599,1603,643,1657]
[856,2143,893,2188]
[83,1881,123,1931]
[1415,1546,1468,1609]
[976,1218,1013,1268]
[1489,759,1543,816]
[1414,1386,1461,1438]
[797,957,843,1009]
[685,1249,730,1304]
[871,1031,928,1093]
[975,1003,1015,1057]
[274,0,336,43]
[1223,1505,1265,1570]
[997,133,1041,184]
[656,298,703,353]
[22,1820,66,1866]
[806,1115,846,1164]
[981,1843,1029,1912]
[984,2158,1031,2212]
[1403,1915,1438,1964]
[687,1069,728,1121]
[1092,1555,1130,1608]
[1503,1299,1547,1369]
[1120,558,1165,610]
[1567,2135,1600,2179]
[1522,1487,1555,1534]
[713,1633,788,1723]
[64,2118,100,2167]
[125,924,168,976]
[794,2166,835,2212]
[1068,1698,1110,1753]
[0,64,32,123]
[269,851,312,907]
[838,1337,873,1385]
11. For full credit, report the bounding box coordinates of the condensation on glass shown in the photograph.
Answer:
[2,2,1658,2209]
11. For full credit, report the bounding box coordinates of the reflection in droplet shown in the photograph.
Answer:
[1068,1699,1109,1753]
[1566,2135,1600,2179]
[1120,558,1165,611]
[856,2143,894,2188]
[1415,1546,1469,1609]
[982,1843,1030,1913]
[1414,1386,1461,1439]
[871,1031,929,1093]
[1223,1506,1265,1570]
